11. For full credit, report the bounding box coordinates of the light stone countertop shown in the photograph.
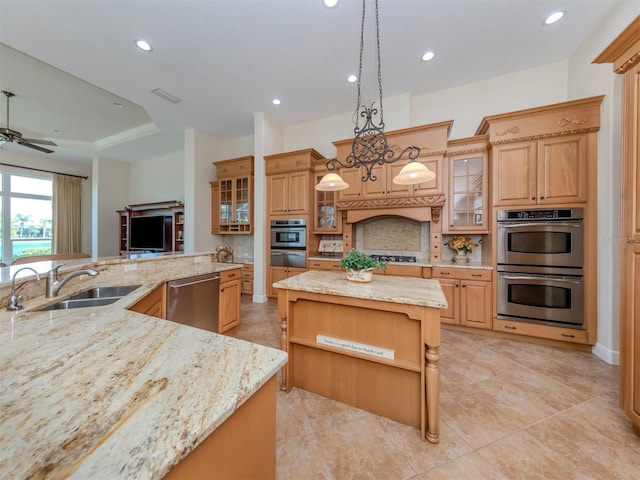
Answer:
[273,270,448,309]
[0,253,287,479]
[306,256,493,271]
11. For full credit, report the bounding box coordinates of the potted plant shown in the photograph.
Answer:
[339,249,387,282]
[445,235,476,263]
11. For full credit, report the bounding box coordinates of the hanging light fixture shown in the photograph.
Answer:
[316,0,435,192]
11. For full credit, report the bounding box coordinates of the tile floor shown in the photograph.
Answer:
[229,297,640,479]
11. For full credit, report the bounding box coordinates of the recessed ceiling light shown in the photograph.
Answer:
[544,11,565,25]
[272,98,281,105]
[52,129,64,134]
[347,75,357,83]
[135,39,153,51]
[323,0,339,8]
[422,51,435,62]
[112,102,124,108]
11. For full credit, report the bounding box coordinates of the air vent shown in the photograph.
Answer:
[151,88,181,104]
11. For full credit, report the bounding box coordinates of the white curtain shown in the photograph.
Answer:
[52,174,82,253]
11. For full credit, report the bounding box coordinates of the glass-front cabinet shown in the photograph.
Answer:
[313,167,342,234]
[212,156,254,234]
[444,136,489,233]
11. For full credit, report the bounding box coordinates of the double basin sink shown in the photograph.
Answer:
[38,285,142,311]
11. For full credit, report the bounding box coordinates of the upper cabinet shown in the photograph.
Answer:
[476,96,603,208]
[212,156,254,234]
[313,159,342,233]
[264,149,325,217]
[444,135,489,233]
[332,121,452,210]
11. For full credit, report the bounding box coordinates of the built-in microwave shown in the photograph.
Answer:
[270,219,306,250]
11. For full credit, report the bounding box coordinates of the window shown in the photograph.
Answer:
[0,173,53,264]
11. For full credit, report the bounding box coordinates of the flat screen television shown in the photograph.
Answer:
[129,215,172,252]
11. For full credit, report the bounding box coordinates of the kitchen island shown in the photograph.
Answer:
[0,253,287,479]
[273,270,447,443]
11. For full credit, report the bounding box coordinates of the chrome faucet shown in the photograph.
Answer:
[7,267,41,311]
[46,264,99,298]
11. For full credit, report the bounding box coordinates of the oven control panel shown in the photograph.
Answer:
[497,208,583,221]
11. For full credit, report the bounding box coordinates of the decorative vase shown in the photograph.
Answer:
[452,250,470,263]
[346,268,374,283]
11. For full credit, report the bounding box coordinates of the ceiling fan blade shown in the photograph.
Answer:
[17,138,54,154]
[22,137,57,147]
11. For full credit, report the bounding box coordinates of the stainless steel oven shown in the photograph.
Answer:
[497,272,584,327]
[270,219,306,250]
[497,208,585,328]
[497,208,584,270]
[270,250,307,268]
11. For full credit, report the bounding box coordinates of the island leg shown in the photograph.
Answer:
[424,344,440,443]
[280,316,288,391]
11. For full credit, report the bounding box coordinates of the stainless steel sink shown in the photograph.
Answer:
[65,285,142,300]
[38,285,142,311]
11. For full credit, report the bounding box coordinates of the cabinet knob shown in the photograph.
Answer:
[540,196,545,200]
[531,197,536,200]
[505,325,517,330]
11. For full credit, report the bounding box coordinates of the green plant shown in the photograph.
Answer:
[339,249,387,271]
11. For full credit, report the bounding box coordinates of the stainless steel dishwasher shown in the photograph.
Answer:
[166,272,220,333]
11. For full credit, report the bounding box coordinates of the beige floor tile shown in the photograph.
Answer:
[297,388,369,433]
[276,431,335,480]
[413,451,510,480]
[276,387,316,442]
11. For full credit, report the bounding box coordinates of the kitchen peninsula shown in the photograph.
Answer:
[273,270,447,443]
[0,253,287,479]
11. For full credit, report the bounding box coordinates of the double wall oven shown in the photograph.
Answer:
[270,219,307,268]
[497,208,585,328]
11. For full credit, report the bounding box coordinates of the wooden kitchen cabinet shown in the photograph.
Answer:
[212,156,254,233]
[444,136,489,233]
[210,181,220,234]
[594,16,640,431]
[433,267,492,329]
[264,149,325,217]
[116,201,184,254]
[308,259,342,271]
[313,163,342,233]
[219,268,241,333]
[241,263,254,296]
[128,283,166,319]
[267,266,307,298]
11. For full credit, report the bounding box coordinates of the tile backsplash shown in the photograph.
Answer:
[354,217,430,257]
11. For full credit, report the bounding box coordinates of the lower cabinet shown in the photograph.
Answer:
[308,259,341,271]
[241,263,254,295]
[267,266,307,298]
[128,283,166,318]
[433,267,492,329]
[219,268,241,333]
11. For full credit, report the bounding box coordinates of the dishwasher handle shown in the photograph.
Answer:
[168,275,220,289]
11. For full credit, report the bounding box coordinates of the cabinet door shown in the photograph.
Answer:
[493,142,537,206]
[313,173,342,233]
[460,280,492,329]
[387,162,414,197]
[287,171,310,214]
[211,182,220,234]
[235,176,251,224]
[219,179,233,224]
[219,279,240,333]
[437,278,459,324]
[338,168,364,200]
[413,155,443,196]
[537,135,587,204]
[268,266,289,297]
[446,154,488,233]
[268,174,289,215]
[362,164,386,197]
[128,283,165,319]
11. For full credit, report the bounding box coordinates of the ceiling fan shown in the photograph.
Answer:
[0,90,57,154]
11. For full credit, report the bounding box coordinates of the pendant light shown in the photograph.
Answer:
[316,0,435,192]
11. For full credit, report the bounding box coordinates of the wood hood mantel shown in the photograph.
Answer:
[338,195,445,224]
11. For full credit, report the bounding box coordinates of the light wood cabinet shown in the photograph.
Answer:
[172,206,184,252]
[210,181,220,234]
[594,16,640,431]
[444,136,489,233]
[313,163,342,233]
[308,259,342,271]
[492,135,588,207]
[212,156,254,234]
[433,267,492,329]
[267,266,306,298]
[128,283,166,319]
[264,149,324,217]
[219,268,241,333]
[241,263,254,296]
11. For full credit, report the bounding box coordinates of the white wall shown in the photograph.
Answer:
[92,157,129,257]
[0,148,93,256]
[129,151,185,204]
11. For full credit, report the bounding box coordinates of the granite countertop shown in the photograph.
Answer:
[0,253,287,479]
[307,256,493,271]
[273,270,448,310]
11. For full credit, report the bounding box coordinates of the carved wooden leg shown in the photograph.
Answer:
[280,316,288,391]
[425,344,440,443]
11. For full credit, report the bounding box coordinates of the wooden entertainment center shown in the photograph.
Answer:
[117,201,185,254]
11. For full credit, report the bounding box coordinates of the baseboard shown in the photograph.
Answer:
[592,343,619,365]
[252,294,269,304]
